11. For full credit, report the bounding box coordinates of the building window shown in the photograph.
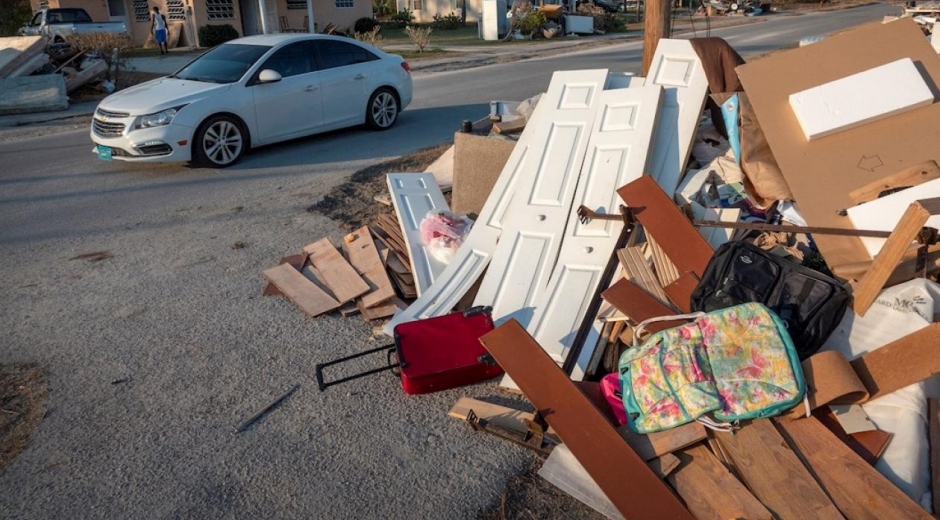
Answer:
[206,0,236,19]
[335,0,354,8]
[133,0,149,22]
[412,0,421,9]
[166,0,186,21]
[287,0,307,9]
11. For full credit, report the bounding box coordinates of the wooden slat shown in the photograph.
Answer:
[648,235,681,287]
[663,271,699,314]
[602,279,685,335]
[667,444,773,520]
[814,409,893,465]
[715,420,844,520]
[776,416,932,520]
[479,321,694,520]
[448,397,561,441]
[338,302,360,317]
[616,423,707,462]
[849,323,940,400]
[493,117,527,135]
[390,269,417,299]
[853,201,932,315]
[618,246,670,305]
[357,298,396,321]
[303,238,370,304]
[342,226,396,308]
[618,176,714,277]
[930,398,940,516]
[262,253,307,297]
[262,263,340,317]
[848,160,940,205]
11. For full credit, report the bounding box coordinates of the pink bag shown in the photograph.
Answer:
[601,372,628,426]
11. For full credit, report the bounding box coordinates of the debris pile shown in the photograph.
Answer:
[0,35,111,116]
[266,18,940,520]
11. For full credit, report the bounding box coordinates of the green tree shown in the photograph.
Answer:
[0,0,33,37]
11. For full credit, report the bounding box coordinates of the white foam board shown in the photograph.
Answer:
[846,178,940,257]
[789,58,934,141]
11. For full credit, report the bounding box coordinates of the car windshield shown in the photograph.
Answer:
[170,44,270,84]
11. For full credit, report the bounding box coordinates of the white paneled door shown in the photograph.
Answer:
[506,85,664,388]
[473,69,611,327]
[387,173,449,296]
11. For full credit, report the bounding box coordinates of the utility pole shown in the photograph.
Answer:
[642,0,671,75]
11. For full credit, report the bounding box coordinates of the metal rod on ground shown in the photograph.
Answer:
[690,220,894,238]
[234,384,300,433]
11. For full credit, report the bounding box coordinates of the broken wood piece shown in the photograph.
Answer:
[647,234,682,287]
[602,278,684,334]
[852,200,937,315]
[303,238,370,304]
[714,420,843,520]
[663,271,699,314]
[338,302,359,317]
[341,227,396,308]
[479,321,694,519]
[775,416,932,520]
[848,160,940,205]
[262,263,340,317]
[493,117,527,134]
[234,384,299,433]
[618,246,670,305]
[618,176,714,277]
[814,408,892,465]
[848,323,940,400]
[65,59,107,93]
[930,398,940,516]
[263,253,308,297]
[357,298,396,321]
[448,397,560,442]
[616,422,707,462]
[668,444,773,520]
[373,194,391,206]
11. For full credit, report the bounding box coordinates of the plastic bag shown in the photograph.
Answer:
[420,210,473,264]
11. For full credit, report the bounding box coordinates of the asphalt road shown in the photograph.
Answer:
[0,4,899,519]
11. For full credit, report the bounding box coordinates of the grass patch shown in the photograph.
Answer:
[388,48,457,60]
[0,364,48,472]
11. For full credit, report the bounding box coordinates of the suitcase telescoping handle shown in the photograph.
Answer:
[315,344,400,391]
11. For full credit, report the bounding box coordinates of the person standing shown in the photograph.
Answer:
[152,6,169,55]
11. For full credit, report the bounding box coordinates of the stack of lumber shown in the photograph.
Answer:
[262,226,408,322]
[370,212,417,299]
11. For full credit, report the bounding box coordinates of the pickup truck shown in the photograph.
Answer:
[19,8,128,43]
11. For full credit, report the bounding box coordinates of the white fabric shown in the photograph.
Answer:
[821,278,940,509]
[154,13,167,31]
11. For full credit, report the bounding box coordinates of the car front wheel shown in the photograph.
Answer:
[192,115,246,168]
[366,88,399,131]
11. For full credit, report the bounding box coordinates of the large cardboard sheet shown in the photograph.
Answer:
[736,19,940,275]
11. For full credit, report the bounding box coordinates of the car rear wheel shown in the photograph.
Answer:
[366,88,399,131]
[192,115,246,168]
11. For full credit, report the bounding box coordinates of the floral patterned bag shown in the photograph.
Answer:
[618,303,805,434]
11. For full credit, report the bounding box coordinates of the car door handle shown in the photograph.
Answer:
[354,74,366,80]
[305,85,318,92]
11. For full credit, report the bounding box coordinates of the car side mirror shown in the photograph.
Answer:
[258,69,282,84]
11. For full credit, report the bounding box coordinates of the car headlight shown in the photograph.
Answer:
[136,105,186,129]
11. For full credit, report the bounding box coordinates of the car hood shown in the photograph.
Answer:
[98,77,232,115]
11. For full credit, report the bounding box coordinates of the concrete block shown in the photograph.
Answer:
[0,36,45,78]
[789,58,934,140]
[7,53,49,78]
[0,75,69,115]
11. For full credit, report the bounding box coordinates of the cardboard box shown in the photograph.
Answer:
[736,19,940,278]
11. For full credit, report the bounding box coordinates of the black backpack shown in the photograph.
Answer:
[690,241,849,360]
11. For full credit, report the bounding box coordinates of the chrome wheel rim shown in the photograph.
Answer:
[371,92,397,128]
[202,120,243,166]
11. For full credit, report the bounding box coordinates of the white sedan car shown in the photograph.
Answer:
[91,34,412,168]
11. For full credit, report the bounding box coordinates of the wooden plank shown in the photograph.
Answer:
[602,279,685,335]
[814,409,893,465]
[338,302,360,317]
[930,398,940,516]
[775,416,932,520]
[618,246,670,306]
[342,226,395,308]
[853,201,931,315]
[849,160,940,205]
[357,298,396,321]
[618,176,714,277]
[390,269,417,299]
[303,238,370,304]
[667,444,773,520]
[263,253,307,297]
[714,420,844,520]
[647,235,681,287]
[262,263,340,317]
[479,321,694,520]
[493,117,527,134]
[849,323,940,400]
[616,422,707,462]
[662,271,699,314]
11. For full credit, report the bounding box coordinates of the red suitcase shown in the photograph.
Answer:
[315,306,502,394]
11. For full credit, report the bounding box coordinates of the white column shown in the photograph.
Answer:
[258,0,269,34]
[306,0,315,32]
